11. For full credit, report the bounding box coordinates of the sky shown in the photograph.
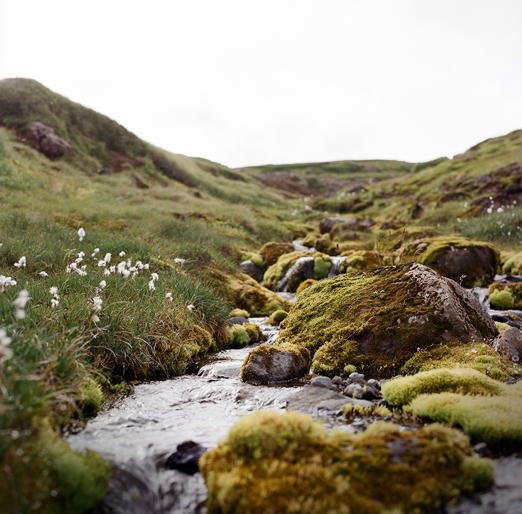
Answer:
[1,1,522,168]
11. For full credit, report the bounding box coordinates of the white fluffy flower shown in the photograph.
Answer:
[120,269,130,278]
[14,289,29,319]
[143,264,149,270]
[39,271,48,277]
[99,280,106,289]
[0,275,17,292]
[92,314,100,323]
[77,228,86,241]
[104,253,112,263]
[51,298,59,308]
[187,304,195,312]
[109,266,116,273]
[92,297,103,312]
[151,273,159,282]
[174,258,186,264]
[49,286,58,296]
[13,256,26,268]
[166,292,173,302]
[119,251,126,257]
[78,252,85,258]
[0,328,13,362]
[98,260,106,267]
[93,248,100,254]
[75,257,83,264]
[104,268,111,277]
[135,261,144,270]
[148,280,155,291]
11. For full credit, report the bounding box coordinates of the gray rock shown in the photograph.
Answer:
[345,383,364,399]
[239,260,264,282]
[311,376,334,389]
[492,327,522,362]
[362,384,382,400]
[25,121,74,158]
[241,344,310,384]
[332,376,344,385]
[367,378,381,390]
[349,372,365,383]
[228,317,249,325]
[276,256,314,292]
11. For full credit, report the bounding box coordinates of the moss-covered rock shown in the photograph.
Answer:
[268,309,288,326]
[200,410,493,514]
[236,284,292,316]
[330,219,373,241]
[229,308,250,318]
[240,344,310,384]
[296,278,317,295]
[243,322,264,343]
[259,242,295,267]
[400,339,518,381]
[489,282,522,309]
[227,325,251,348]
[277,263,498,377]
[338,250,382,273]
[397,236,500,287]
[263,250,316,287]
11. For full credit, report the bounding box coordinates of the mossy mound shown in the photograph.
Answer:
[339,250,382,273]
[278,263,498,377]
[240,344,310,384]
[229,308,250,318]
[263,250,316,286]
[330,219,372,241]
[397,236,500,287]
[489,282,522,309]
[200,410,493,514]
[301,232,341,255]
[243,322,264,343]
[501,250,522,275]
[400,339,518,381]
[240,252,265,270]
[382,368,506,408]
[227,325,251,348]
[296,278,317,295]
[259,242,295,267]
[268,309,288,326]
[312,338,361,377]
[78,378,104,417]
[236,284,292,316]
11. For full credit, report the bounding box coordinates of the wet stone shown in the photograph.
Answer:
[165,441,207,475]
[311,376,335,389]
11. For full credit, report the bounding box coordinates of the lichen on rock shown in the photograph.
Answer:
[278,263,498,377]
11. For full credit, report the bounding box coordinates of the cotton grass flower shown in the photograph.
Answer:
[151,273,159,282]
[89,296,103,323]
[104,253,112,263]
[104,269,111,277]
[51,298,59,308]
[78,228,86,241]
[13,256,26,268]
[187,304,195,312]
[173,258,186,264]
[0,276,17,292]
[166,292,173,302]
[119,251,125,257]
[14,289,30,319]
[135,261,144,269]
[49,287,59,298]
[99,280,106,289]
[148,280,155,291]
[143,264,149,270]
[120,269,130,278]
[0,328,13,363]
[98,260,107,267]
[39,271,48,277]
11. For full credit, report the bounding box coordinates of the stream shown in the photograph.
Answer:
[66,284,522,514]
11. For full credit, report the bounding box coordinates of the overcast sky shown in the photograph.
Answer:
[1,1,521,168]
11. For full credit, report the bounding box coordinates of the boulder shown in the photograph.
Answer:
[259,242,295,268]
[397,236,500,287]
[25,121,74,158]
[236,284,292,316]
[240,344,311,384]
[276,256,314,292]
[493,327,522,362]
[278,263,499,378]
[319,216,355,234]
[239,260,264,282]
[165,441,207,474]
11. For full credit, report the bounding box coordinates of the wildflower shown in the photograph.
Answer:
[120,269,130,278]
[92,297,103,312]
[148,280,155,291]
[129,266,137,272]
[174,258,186,264]
[119,251,126,257]
[0,328,13,362]
[99,280,106,289]
[75,257,83,264]
[471,349,478,353]
[166,292,173,302]
[78,228,86,241]
[92,314,100,323]
[143,264,149,270]
[49,286,59,298]
[93,248,100,254]
[69,262,78,271]
[0,276,17,292]
[14,256,26,268]
[132,271,138,277]
[104,269,111,277]
[76,269,88,277]
[39,271,48,277]
[487,207,493,214]
[104,253,112,263]
[151,273,159,282]
[109,266,115,273]
[136,261,144,269]
[51,298,59,308]
[497,207,504,213]
[98,260,107,267]
[14,289,29,319]
[78,252,85,258]
[187,304,195,312]
[127,260,131,267]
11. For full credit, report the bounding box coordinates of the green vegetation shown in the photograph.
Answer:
[489,282,522,309]
[200,410,493,514]
[268,309,288,326]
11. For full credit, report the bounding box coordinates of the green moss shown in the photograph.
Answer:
[343,403,392,419]
[382,368,506,408]
[501,250,522,275]
[227,325,251,348]
[241,253,265,269]
[268,309,288,326]
[259,242,295,268]
[278,263,497,378]
[236,284,292,316]
[410,389,522,446]
[489,282,522,309]
[302,233,340,255]
[296,279,317,295]
[495,321,511,333]
[400,340,518,381]
[244,322,264,343]
[312,338,362,377]
[229,308,250,318]
[78,378,104,417]
[313,254,332,279]
[490,289,515,310]
[200,411,493,514]
[263,250,316,285]
[339,250,382,273]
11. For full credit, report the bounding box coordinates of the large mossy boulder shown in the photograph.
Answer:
[240,344,311,384]
[278,263,498,377]
[397,236,500,287]
[236,284,292,316]
[259,242,294,268]
[200,410,493,514]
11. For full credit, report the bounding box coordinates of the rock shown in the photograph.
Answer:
[493,327,522,362]
[362,384,382,400]
[311,376,335,389]
[367,378,381,390]
[345,383,364,399]
[349,372,365,383]
[165,441,207,474]
[236,284,292,317]
[239,260,264,282]
[319,217,356,234]
[278,262,499,378]
[240,344,311,384]
[276,256,314,292]
[24,121,74,158]
[228,316,249,325]
[259,242,295,268]
[398,236,500,287]
[332,376,344,386]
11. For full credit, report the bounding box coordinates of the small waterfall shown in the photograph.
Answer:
[276,257,314,292]
[328,256,347,278]
[472,287,490,311]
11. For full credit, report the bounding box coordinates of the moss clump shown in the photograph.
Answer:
[313,254,332,279]
[278,263,498,378]
[495,321,511,333]
[200,410,493,514]
[263,250,316,285]
[259,242,295,267]
[236,284,292,316]
[397,236,500,287]
[501,250,522,275]
[296,279,317,295]
[241,252,265,269]
[229,308,250,318]
[302,232,341,255]
[400,340,518,381]
[343,403,392,419]
[244,322,264,343]
[268,309,288,326]
[410,387,522,446]
[78,378,104,417]
[489,282,522,309]
[227,325,251,348]
[339,250,382,273]
[312,338,362,377]
[382,368,506,408]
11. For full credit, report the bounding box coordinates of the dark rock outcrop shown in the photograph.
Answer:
[24,121,73,158]
[239,260,264,282]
